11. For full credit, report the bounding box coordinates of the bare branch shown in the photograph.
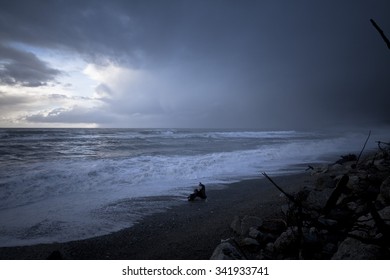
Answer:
[262,172,296,203]
[356,130,371,167]
[370,19,390,50]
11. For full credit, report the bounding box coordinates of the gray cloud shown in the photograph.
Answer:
[1,0,390,128]
[0,91,32,107]
[0,44,61,87]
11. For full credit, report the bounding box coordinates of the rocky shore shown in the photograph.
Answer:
[211,143,390,259]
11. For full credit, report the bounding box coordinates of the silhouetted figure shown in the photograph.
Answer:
[188,182,207,201]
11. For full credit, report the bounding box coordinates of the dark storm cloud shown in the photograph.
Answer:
[1,0,390,128]
[0,44,61,87]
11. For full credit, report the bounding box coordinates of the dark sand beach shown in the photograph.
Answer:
[0,173,313,260]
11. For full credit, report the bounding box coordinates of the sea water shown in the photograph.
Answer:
[0,128,383,246]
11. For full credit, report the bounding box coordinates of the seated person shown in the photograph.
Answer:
[188,182,207,201]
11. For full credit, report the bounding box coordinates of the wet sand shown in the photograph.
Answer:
[0,173,314,260]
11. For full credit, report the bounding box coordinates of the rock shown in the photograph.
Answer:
[273,227,298,252]
[367,173,387,187]
[332,237,382,259]
[265,242,274,253]
[231,215,263,236]
[378,206,390,226]
[239,237,260,247]
[349,180,370,194]
[349,229,370,240]
[356,213,375,228]
[304,188,333,210]
[295,188,311,201]
[326,208,353,225]
[318,216,338,227]
[374,198,386,210]
[261,232,279,244]
[373,159,385,167]
[355,201,369,214]
[241,216,263,236]
[303,227,319,244]
[210,242,245,260]
[260,219,287,234]
[347,175,360,190]
[323,174,349,215]
[46,250,63,260]
[280,204,289,216]
[380,176,390,203]
[334,154,357,165]
[299,227,323,259]
[230,215,241,235]
[223,148,390,260]
[354,205,390,239]
[366,185,380,201]
[376,163,390,172]
[260,242,275,259]
[322,243,337,257]
[315,175,334,190]
[248,227,263,239]
[327,164,344,174]
[346,201,358,212]
[318,167,329,174]
[333,174,345,182]
[341,198,367,216]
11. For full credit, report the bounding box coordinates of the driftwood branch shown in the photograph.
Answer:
[262,172,303,255]
[376,141,390,151]
[305,165,314,171]
[370,19,390,50]
[356,130,371,167]
[377,141,390,146]
[262,172,296,203]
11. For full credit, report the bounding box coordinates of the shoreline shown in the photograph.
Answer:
[0,172,314,259]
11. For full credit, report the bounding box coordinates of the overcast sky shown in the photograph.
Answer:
[0,0,389,129]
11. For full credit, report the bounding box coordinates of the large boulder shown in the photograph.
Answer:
[380,176,390,203]
[230,215,241,235]
[260,219,287,234]
[332,237,382,259]
[210,242,245,260]
[304,188,333,210]
[273,227,298,252]
[248,227,263,239]
[314,174,335,190]
[230,215,263,236]
[379,205,390,222]
[353,206,390,239]
[238,237,260,248]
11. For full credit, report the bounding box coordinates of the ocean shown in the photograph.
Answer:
[0,128,383,246]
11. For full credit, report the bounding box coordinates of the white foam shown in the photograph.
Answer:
[0,129,384,246]
[0,132,366,210]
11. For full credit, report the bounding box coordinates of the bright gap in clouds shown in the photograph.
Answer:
[0,45,112,128]
[0,43,187,128]
[5,42,96,98]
